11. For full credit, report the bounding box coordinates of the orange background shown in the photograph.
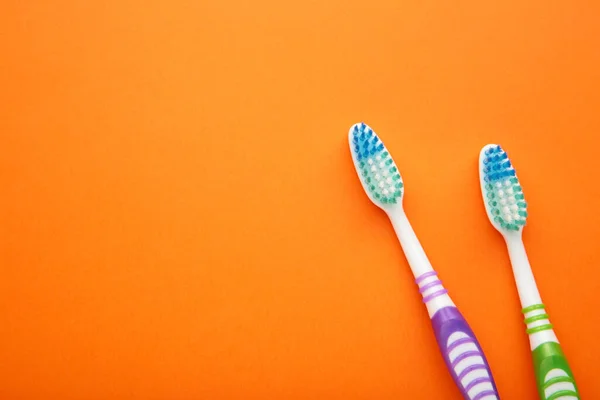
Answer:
[1,0,600,399]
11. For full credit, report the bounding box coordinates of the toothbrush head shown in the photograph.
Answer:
[348,122,404,210]
[479,144,528,234]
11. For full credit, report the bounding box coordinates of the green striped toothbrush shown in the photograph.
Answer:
[478,144,580,400]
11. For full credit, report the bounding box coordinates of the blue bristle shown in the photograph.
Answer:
[353,125,359,135]
[484,175,490,182]
[509,169,516,176]
[503,160,511,168]
[499,153,507,160]
[483,157,489,164]
[485,148,493,156]
[370,147,376,155]
[366,129,373,138]
[360,131,366,141]
[354,145,359,153]
[376,144,384,152]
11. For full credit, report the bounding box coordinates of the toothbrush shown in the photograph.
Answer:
[349,122,499,400]
[478,144,580,400]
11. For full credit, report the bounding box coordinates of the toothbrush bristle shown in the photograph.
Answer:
[350,123,403,205]
[481,145,528,231]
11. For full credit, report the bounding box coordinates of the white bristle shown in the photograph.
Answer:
[478,143,528,234]
[348,122,404,209]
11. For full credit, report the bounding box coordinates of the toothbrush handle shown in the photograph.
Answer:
[391,212,499,398]
[531,343,579,400]
[522,304,580,399]
[430,307,500,400]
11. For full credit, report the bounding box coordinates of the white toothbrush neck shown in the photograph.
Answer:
[504,234,542,309]
[388,206,455,316]
[505,233,560,349]
[387,207,434,279]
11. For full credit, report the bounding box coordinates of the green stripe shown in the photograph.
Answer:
[524,314,549,324]
[543,376,575,389]
[522,304,545,314]
[527,324,553,335]
[547,390,579,400]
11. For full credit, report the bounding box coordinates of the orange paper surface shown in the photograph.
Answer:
[1,1,600,399]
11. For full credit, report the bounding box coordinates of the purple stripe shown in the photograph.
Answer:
[447,337,475,354]
[451,351,481,368]
[422,289,448,303]
[472,390,497,400]
[457,364,487,382]
[415,271,437,284]
[464,376,492,392]
[418,280,442,293]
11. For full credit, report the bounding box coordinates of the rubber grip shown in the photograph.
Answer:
[532,342,580,400]
[522,304,580,399]
[431,307,500,400]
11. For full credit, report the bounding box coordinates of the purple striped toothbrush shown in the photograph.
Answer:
[348,122,499,400]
